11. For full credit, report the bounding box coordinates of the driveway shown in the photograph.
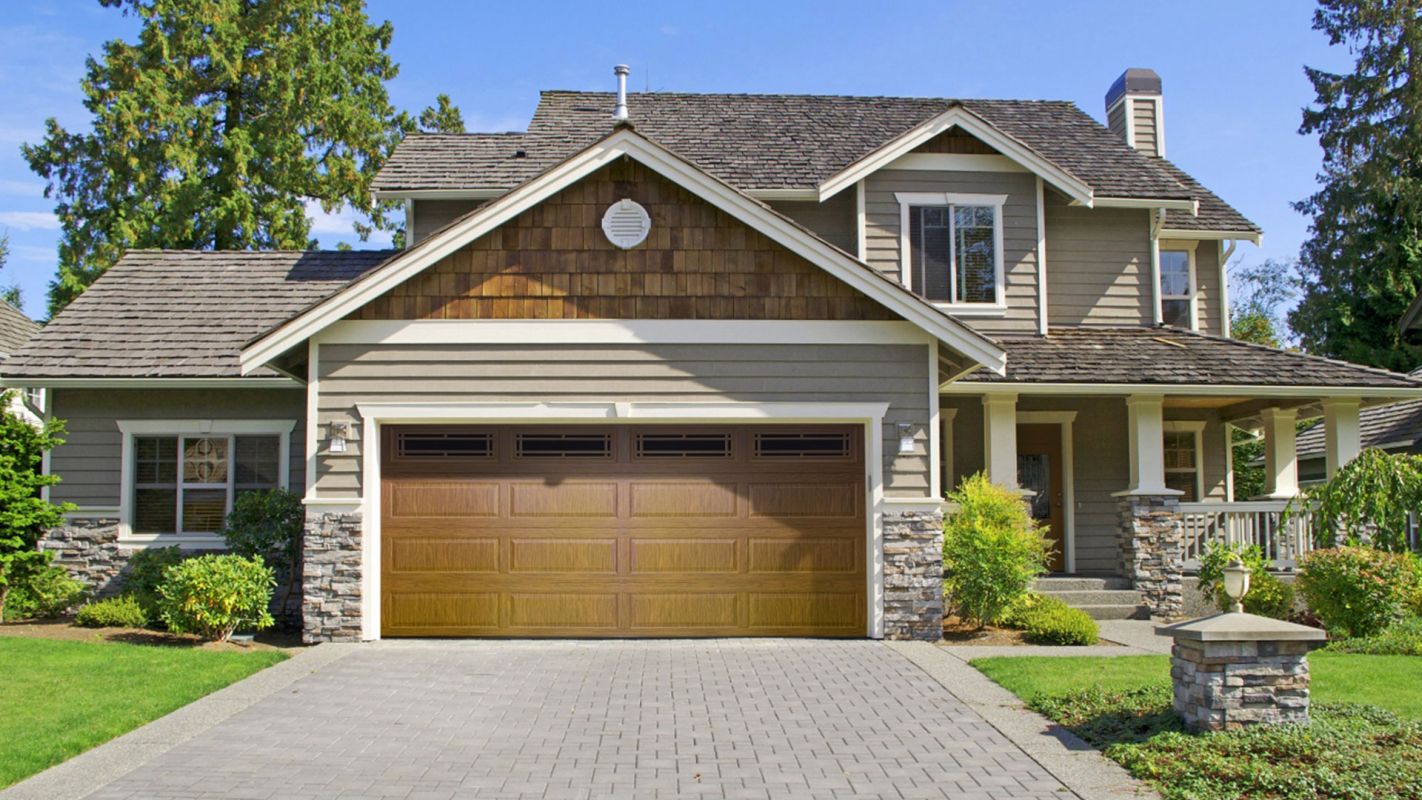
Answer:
[82,640,1070,800]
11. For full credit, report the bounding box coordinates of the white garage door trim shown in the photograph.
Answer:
[350,401,891,641]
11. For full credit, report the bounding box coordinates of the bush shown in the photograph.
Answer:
[1287,449,1422,552]
[157,554,275,642]
[221,489,303,624]
[1326,616,1422,656]
[942,473,1049,627]
[1297,547,1422,638]
[75,595,149,628]
[122,546,185,619]
[1014,595,1099,645]
[1,564,85,621]
[1196,542,1295,619]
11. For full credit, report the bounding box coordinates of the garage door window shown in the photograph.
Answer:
[396,431,493,459]
[516,432,612,459]
[753,431,852,458]
[634,432,732,458]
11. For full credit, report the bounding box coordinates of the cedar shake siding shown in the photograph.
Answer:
[353,160,895,322]
[313,342,933,499]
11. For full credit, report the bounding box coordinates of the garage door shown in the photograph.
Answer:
[379,424,866,638]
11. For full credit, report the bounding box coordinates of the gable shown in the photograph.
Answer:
[351,159,894,322]
[912,129,1000,156]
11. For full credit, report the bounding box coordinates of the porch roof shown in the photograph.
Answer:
[958,327,1422,390]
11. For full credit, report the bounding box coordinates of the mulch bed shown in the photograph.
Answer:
[0,619,303,653]
[940,614,1035,645]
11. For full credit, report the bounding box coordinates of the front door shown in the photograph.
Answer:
[1017,424,1066,572]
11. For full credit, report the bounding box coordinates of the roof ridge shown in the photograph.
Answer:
[537,89,1074,104]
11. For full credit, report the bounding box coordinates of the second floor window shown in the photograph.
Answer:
[1159,248,1193,327]
[901,194,1004,306]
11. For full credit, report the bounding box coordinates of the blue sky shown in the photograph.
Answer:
[0,0,1349,320]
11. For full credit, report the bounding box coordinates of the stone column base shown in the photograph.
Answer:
[40,518,126,598]
[1171,639,1312,731]
[1117,494,1184,618]
[302,510,363,643]
[883,508,944,641]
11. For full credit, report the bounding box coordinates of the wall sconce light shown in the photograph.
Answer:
[897,422,915,456]
[328,422,350,454]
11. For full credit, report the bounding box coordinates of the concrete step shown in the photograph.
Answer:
[1034,576,1133,592]
[1040,589,1146,607]
[1071,603,1151,621]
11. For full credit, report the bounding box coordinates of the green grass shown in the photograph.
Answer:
[0,636,287,788]
[973,652,1422,719]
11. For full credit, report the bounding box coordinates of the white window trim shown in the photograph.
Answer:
[1163,420,1206,501]
[116,419,296,547]
[895,192,1008,313]
[1157,241,1198,331]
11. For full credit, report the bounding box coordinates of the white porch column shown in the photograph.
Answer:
[1260,406,1300,499]
[982,393,1019,490]
[1322,398,1362,478]
[1123,394,1171,494]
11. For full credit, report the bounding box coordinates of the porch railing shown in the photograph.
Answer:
[1179,501,1316,571]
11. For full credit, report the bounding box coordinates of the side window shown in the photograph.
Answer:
[1159,249,1193,328]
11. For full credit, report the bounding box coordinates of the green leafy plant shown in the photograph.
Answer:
[74,595,148,628]
[220,489,303,624]
[1021,602,1099,646]
[1196,542,1296,619]
[1,565,85,621]
[0,390,77,620]
[1297,546,1422,638]
[121,546,185,620]
[942,473,1050,628]
[1327,616,1422,656]
[157,554,275,642]
[1286,449,1422,552]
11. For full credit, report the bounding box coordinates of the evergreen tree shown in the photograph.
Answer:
[0,394,74,620]
[22,0,414,316]
[1291,0,1422,371]
[418,94,465,133]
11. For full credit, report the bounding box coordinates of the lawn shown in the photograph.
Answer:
[0,636,287,789]
[973,652,1422,719]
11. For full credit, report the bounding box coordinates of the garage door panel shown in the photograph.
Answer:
[629,593,739,628]
[508,538,618,573]
[629,480,738,517]
[748,483,860,518]
[386,481,500,518]
[748,592,864,629]
[509,481,618,517]
[748,538,859,573]
[388,537,500,573]
[385,592,500,630]
[629,538,739,573]
[509,593,619,628]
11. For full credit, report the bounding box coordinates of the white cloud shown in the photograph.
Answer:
[0,211,58,230]
[0,178,44,197]
[304,199,393,247]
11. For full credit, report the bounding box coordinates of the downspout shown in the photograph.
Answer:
[1150,208,1166,325]
[1219,239,1237,337]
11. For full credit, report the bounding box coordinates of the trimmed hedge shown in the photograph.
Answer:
[75,595,149,628]
[1003,593,1100,646]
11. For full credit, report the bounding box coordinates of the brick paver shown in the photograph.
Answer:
[85,640,1069,799]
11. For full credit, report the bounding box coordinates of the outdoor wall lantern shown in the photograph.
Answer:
[1222,554,1252,613]
[328,422,350,454]
[897,422,915,456]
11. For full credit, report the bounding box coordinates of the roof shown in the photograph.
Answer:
[1295,368,1422,458]
[371,91,1258,233]
[4,250,394,379]
[960,327,1422,389]
[0,301,41,363]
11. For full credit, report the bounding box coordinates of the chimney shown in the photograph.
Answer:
[1105,68,1164,158]
[613,64,630,122]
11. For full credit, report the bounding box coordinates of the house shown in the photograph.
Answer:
[0,300,43,424]
[7,67,1421,643]
[1294,368,1422,485]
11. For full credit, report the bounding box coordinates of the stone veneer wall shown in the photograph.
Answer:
[882,508,944,641]
[302,510,363,643]
[40,517,126,598]
[1171,638,1314,731]
[1117,494,1185,618]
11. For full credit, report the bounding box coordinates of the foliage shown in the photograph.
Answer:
[121,546,185,620]
[1289,0,1422,371]
[0,393,76,620]
[74,595,149,628]
[1,566,85,621]
[0,636,285,788]
[1298,546,1422,637]
[221,489,303,624]
[21,0,415,316]
[1196,542,1295,619]
[1228,258,1299,349]
[1327,616,1422,656]
[418,93,465,133]
[942,473,1049,627]
[1021,602,1098,646]
[157,554,275,642]
[1289,449,1422,551]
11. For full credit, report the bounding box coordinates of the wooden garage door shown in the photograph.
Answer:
[380,424,866,637]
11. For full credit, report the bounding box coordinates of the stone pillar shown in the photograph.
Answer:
[1159,615,1327,732]
[39,518,126,598]
[1322,398,1362,478]
[1260,407,1300,499]
[302,510,363,644]
[1117,494,1185,618]
[882,507,945,641]
[981,393,1019,490]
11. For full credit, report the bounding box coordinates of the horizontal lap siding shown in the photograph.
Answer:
[1193,241,1223,337]
[411,199,481,244]
[49,388,306,508]
[1044,193,1152,326]
[315,343,931,499]
[768,193,856,254]
[863,169,1039,334]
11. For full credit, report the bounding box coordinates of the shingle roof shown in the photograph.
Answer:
[1295,368,1422,457]
[4,250,394,379]
[962,327,1422,388]
[1155,160,1261,235]
[0,301,41,364]
[371,91,1257,232]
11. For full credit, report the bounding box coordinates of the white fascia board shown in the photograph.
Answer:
[1090,197,1198,213]
[816,107,1095,206]
[319,319,930,346]
[372,188,505,201]
[354,400,892,424]
[744,188,820,201]
[244,128,1007,376]
[0,377,300,389]
[1159,228,1263,247]
[937,382,1422,399]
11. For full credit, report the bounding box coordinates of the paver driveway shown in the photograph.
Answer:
[85,640,1070,800]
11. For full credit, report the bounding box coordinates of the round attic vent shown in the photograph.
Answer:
[601,199,651,249]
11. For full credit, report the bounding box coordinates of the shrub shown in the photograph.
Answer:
[75,595,149,628]
[122,546,185,619]
[0,391,76,620]
[1,564,85,621]
[1326,616,1422,656]
[1286,449,1422,552]
[221,489,303,623]
[1196,542,1295,619]
[1297,547,1422,637]
[942,473,1049,627]
[1017,596,1099,645]
[157,554,275,642]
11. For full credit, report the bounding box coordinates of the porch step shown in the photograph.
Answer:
[1033,578,1150,620]
[1033,577,1133,592]
[1070,604,1151,621]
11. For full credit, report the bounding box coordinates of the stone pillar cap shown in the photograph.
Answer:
[1156,612,1328,642]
